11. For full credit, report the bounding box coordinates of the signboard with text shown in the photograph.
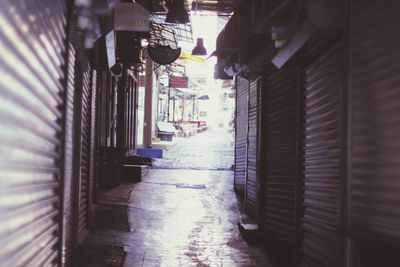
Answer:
[114,3,150,32]
[169,76,189,88]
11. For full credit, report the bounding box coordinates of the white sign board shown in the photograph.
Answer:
[114,3,150,32]
[105,30,116,68]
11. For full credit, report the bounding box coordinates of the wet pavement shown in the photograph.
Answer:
[81,169,274,267]
[153,129,234,170]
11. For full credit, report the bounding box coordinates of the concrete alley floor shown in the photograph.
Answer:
[81,169,274,267]
[152,129,234,170]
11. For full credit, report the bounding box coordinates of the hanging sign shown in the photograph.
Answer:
[169,76,189,88]
[114,3,150,32]
[105,30,116,68]
[147,45,182,65]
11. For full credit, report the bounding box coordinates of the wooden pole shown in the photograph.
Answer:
[143,58,154,148]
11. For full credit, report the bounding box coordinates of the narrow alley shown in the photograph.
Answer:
[1,0,400,267]
[80,169,272,266]
[153,129,234,170]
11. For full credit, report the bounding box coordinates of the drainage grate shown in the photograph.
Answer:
[176,183,206,189]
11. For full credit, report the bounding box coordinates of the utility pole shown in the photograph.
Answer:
[172,94,176,122]
[181,95,185,121]
[192,85,196,120]
[167,87,171,122]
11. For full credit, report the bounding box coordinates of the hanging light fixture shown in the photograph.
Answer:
[165,0,190,24]
[191,38,207,55]
[191,0,198,11]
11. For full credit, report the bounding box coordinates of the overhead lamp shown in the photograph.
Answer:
[165,0,190,24]
[191,38,207,56]
[110,63,123,77]
[191,1,198,11]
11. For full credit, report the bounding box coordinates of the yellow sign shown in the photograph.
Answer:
[179,51,206,63]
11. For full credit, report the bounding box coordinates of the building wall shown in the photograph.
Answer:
[0,0,70,266]
[0,1,103,266]
[232,0,400,266]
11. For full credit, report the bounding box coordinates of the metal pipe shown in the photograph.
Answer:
[167,87,171,121]
[173,95,176,122]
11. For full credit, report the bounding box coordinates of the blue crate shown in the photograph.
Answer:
[137,148,163,158]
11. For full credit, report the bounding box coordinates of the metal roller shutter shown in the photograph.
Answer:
[79,66,93,237]
[245,79,260,218]
[350,0,400,241]
[61,43,76,266]
[261,67,299,244]
[301,43,343,267]
[89,71,98,210]
[234,76,249,195]
[0,0,67,266]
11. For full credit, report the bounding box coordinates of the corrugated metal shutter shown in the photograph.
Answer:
[78,66,93,237]
[261,67,299,244]
[61,43,76,266]
[301,43,342,267]
[245,79,260,218]
[0,0,67,266]
[350,0,400,241]
[234,76,249,195]
[89,71,97,210]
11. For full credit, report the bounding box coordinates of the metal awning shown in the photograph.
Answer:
[197,95,209,100]
[150,15,194,43]
[149,0,236,15]
[149,21,179,48]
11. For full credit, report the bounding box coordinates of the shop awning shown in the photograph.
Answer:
[197,95,210,100]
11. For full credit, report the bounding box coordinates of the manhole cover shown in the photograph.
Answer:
[176,183,206,189]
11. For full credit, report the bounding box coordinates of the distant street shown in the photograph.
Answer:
[153,128,234,170]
